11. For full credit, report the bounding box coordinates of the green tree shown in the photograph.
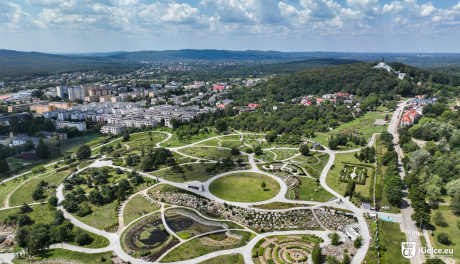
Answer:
[261,181,266,189]
[53,210,64,225]
[437,232,449,245]
[380,131,394,144]
[122,133,130,142]
[88,190,104,205]
[76,145,91,160]
[354,236,362,248]
[48,196,58,207]
[311,243,322,264]
[35,138,50,160]
[215,119,228,133]
[432,211,447,227]
[140,155,154,171]
[126,155,133,166]
[17,214,30,227]
[0,160,9,174]
[75,231,92,246]
[300,144,310,156]
[254,146,263,156]
[450,193,460,214]
[20,203,32,214]
[342,253,351,264]
[331,232,340,245]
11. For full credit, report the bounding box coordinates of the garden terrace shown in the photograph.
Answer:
[197,253,244,264]
[340,165,368,185]
[314,208,355,232]
[252,234,324,264]
[290,152,329,178]
[160,230,255,263]
[147,184,322,232]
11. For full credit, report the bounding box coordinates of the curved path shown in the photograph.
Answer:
[0,129,388,264]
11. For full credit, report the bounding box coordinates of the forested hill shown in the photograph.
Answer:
[108,49,316,61]
[230,62,460,103]
[0,49,140,81]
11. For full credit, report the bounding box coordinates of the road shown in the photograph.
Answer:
[388,101,425,264]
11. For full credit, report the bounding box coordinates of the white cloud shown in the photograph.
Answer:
[200,0,256,24]
[382,1,404,14]
[404,0,437,18]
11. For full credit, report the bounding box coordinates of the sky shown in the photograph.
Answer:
[1,0,460,53]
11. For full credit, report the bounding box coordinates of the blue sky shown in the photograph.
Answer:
[1,0,460,53]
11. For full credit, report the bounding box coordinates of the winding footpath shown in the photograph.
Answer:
[0,126,397,264]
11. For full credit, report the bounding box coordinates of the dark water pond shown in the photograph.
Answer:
[126,218,169,251]
[166,214,224,235]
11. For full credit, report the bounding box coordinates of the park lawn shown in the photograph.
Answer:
[331,112,391,139]
[10,170,70,206]
[310,133,331,146]
[326,153,374,199]
[196,138,221,147]
[7,158,34,170]
[209,173,280,203]
[178,147,232,160]
[12,249,113,264]
[160,231,256,263]
[256,151,275,162]
[198,254,244,264]
[219,134,241,140]
[69,226,111,249]
[427,205,460,261]
[151,163,237,183]
[377,106,389,112]
[175,157,197,165]
[123,195,159,225]
[220,140,244,149]
[72,200,119,230]
[125,133,165,150]
[0,178,27,207]
[61,135,102,153]
[0,204,54,225]
[160,132,228,148]
[378,219,410,264]
[292,177,336,202]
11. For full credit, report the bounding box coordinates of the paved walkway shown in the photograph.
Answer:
[0,129,397,264]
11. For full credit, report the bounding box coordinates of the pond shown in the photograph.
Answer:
[166,214,224,235]
[125,217,170,251]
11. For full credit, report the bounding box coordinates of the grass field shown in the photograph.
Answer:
[10,170,70,206]
[161,132,232,148]
[198,254,244,264]
[220,140,244,149]
[61,135,101,153]
[378,219,410,264]
[151,163,238,183]
[72,200,119,230]
[196,138,221,147]
[271,149,297,161]
[0,177,31,207]
[331,112,391,139]
[326,153,374,201]
[310,134,331,146]
[160,231,255,262]
[291,177,336,202]
[12,249,113,264]
[7,158,34,170]
[209,173,280,203]
[427,205,460,261]
[123,195,159,225]
[178,147,232,160]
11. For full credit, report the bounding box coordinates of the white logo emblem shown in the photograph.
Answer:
[402,242,416,259]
